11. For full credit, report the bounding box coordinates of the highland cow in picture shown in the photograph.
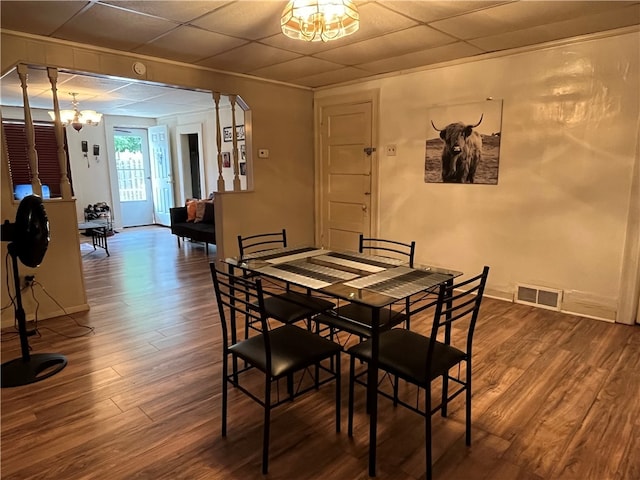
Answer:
[431,115,483,183]
[425,100,502,185]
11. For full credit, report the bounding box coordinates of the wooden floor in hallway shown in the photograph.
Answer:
[2,226,639,480]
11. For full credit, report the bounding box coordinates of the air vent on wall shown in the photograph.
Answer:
[515,283,563,311]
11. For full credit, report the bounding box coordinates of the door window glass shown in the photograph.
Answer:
[115,135,146,202]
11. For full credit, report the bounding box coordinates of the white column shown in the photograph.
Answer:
[17,64,42,197]
[230,94,241,192]
[47,67,72,199]
[213,92,225,192]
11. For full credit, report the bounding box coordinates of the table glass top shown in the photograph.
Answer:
[224,246,462,308]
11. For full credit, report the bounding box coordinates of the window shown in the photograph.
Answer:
[2,121,72,199]
[114,133,147,202]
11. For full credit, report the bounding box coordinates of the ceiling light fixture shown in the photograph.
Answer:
[48,93,102,132]
[281,0,359,42]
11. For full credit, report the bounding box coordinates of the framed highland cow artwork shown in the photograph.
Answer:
[425,99,503,184]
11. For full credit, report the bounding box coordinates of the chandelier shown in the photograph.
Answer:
[48,93,102,132]
[281,0,360,42]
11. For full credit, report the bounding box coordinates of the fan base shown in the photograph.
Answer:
[1,353,68,388]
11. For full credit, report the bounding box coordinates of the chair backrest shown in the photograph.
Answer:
[428,266,490,363]
[238,229,287,257]
[210,264,272,359]
[359,234,416,267]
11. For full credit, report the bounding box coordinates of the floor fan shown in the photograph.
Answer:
[1,194,67,388]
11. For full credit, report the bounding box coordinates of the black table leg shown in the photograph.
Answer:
[368,307,380,477]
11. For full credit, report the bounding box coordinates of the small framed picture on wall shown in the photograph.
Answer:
[241,144,246,161]
[222,151,231,168]
[223,125,245,142]
[239,162,247,176]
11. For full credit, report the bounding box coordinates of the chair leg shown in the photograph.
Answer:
[425,386,433,480]
[287,373,294,400]
[348,355,355,437]
[263,376,272,474]
[393,374,399,407]
[335,353,341,433]
[441,374,449,417]
[222,353,228,437]
[466,363,472,446]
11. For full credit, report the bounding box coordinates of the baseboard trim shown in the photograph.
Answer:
[1,303,90,329]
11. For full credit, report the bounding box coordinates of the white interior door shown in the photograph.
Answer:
[148,125,174,226]
[320,102,374,250]
[114,128,154,227]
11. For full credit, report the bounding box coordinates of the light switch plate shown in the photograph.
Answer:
[258,149,269,158]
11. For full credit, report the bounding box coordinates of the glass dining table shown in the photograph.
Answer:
[223,245,461,476]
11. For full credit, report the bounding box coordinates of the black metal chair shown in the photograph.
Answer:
[210,265,342,474]
[314,234,416,347]
[237,229,334,330]
[346,266,489,480]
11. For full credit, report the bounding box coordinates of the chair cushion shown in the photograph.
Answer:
[229,325,342,378]
[280,291,335,313]
[263,291,334,324]
[316,303,407,338]
[348,329,466,385]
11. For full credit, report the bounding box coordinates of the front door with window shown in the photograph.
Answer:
[114,128,154,227]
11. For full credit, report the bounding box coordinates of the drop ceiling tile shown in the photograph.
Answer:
[314,25,456,65]
[57,74,142,98]
[53,3,178,50]
[249,56,344,82]
[378,1,511,23]
[356,42,485,75]
[191,1,284,40]
[431,1,639,40]
[111,99,209,117]
[197,42,301,73]
[292,67,374,88]
[471,4,640,52]
[95,81,182,102]
[101,0,231,23]
[151,89,213,106]
[134,26,248,63]
[0,0,88,36]
[260,2,421,54]
[344,2,421,40]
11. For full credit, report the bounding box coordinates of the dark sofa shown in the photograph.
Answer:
[169,201,216,254]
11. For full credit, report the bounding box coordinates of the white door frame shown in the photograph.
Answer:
[175,123,206,204]
[313,90,380,247]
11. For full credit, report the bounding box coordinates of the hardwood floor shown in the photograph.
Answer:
[2,226,639,479]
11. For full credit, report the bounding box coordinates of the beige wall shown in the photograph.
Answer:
[315,30,640,322]
[1,31,316,326]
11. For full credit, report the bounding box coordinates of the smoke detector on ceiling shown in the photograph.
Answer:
[132,62,146,76]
